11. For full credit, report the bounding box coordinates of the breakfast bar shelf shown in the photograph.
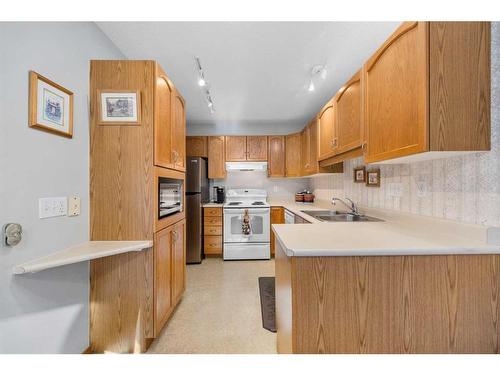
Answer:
[12,241,153,275]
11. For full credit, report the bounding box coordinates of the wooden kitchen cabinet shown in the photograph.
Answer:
[225,136,248,161]
[154,65,174,169]
[171,90,186,171]
[268,136,286,177]
[204,207,223,255]
[335,69,362,155]
[171,219,186,305]
[363,21,490,163]
[300,126,311,176]
[247,136,268,161]
[317,99,336,161]
[270,206,284,256]
[208,136,226,179]
[186,136,208,157]
[226,136,268,161]
[285,133,301,177]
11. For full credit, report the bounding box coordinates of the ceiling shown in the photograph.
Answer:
[97,22,400,133]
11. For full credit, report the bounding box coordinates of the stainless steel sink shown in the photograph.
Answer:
[300,210,383,222]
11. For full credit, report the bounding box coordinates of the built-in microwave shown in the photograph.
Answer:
[158,177,183,219]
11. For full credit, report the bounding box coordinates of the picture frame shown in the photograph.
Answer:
[29,71,74,138]
[353,166,366,183]
[366,169,381,187]
[98,90,141,126]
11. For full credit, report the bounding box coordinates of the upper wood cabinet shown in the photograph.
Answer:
[208,136,226,179]
[247,136,268,161]
[225,136,247,161]
[300,124,311,175]
[268,136,286,177]
[171,90,186,171]
[154,66,174,169]
[363,21,490,163]
[225,136,268,161]
[317,99,336,161]
[335,69,362,155]
[186,136,208,157]
[285,133,301,177]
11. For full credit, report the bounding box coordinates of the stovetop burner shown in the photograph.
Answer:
[228,202,242,206]
[251,201,266,205]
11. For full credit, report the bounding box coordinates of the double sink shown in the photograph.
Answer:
[300,210,383,223]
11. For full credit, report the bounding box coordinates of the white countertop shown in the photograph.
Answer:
[13,240,153,274]
[202,203,224,207]
[269,199,500,257]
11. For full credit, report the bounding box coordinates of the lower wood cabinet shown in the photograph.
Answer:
[154,218,186,336]
[270,207,285,256]
[204,207,223,255]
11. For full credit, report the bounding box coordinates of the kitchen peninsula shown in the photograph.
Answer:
[272,205,500,354]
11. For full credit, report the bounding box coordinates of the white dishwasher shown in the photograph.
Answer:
[285,210,295,224]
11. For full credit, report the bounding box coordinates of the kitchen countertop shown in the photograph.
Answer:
[269,199,500,257]
[202,203,224,207]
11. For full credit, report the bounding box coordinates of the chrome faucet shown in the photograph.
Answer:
[331,197,360,216]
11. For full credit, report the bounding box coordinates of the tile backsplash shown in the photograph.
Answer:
[311,22,500,227]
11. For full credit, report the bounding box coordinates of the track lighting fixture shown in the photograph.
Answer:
[195,56,216,114]
[307,64,327,93]
[308,79,315,92]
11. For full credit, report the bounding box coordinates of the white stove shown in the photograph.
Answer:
[223,189,270,260]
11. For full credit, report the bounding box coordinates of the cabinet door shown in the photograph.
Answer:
[270,207,284,256]
[154,69,174,169]
[301,126,311,175]
[308,119,319,174]
[247,136,268,161]
[285,133,301,177]
[364,22,428,163]
[225,136,247,161]
[171,91,186,171]
[208,136,226,179]
[317,100,336,160]
[154,225,173,335]
[186,136,208,157]
[172,220,186,304]
[335,70,362,155]
[268,136,285,177]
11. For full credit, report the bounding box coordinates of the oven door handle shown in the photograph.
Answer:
[223,208,270,214]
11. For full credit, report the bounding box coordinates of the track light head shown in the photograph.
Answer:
[308,80,315,92]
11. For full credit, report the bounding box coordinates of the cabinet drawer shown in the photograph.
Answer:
[204,216,223,226]
[205,225,222,236]
[204,207,222,217]
[204,236,222,254]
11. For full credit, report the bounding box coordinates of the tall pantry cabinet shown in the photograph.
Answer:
[89,60,186,353]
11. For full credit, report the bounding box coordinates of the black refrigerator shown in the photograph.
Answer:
[185,157,210,263]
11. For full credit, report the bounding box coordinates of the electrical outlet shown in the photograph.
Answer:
[388,183,403,197]
[39,197,67,219]
[68,196,81,217]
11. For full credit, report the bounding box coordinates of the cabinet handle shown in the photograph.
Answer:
[331,138,337,148]
[361,142,367,151]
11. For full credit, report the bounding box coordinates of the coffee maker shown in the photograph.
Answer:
[213,186,225,203]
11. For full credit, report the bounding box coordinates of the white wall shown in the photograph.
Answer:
[187,120,304,135]
[311,23,500,227]
[212,170,310,200]
[0,22,124,353]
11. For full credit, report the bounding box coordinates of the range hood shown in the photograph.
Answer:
[225,162,268,171]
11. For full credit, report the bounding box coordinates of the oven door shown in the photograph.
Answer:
[223,208,270,243]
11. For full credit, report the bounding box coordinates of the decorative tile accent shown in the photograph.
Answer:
[311,22,500,227]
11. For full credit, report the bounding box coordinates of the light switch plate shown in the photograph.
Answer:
[68,196,81,217]
[39,197,67,219]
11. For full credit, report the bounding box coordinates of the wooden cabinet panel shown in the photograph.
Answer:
[172,220,185,305]
[268,136,285,177]
[204,236,222,254]
[208,136,226,179]
[204,216,223,226]
[364,22,428,163]
[285,133,301,177]
[205,225,222,236]
[317,100,336,161]
[247,136,268,161]
[300,126,310,175]
[154,226,173,336]
[225,136,247,161]
[270,207,284,256]
[186,136,208,157]
[335,70,362,155]
[171,91,186,171]
[204,207,222,217]
[154,68,173,169]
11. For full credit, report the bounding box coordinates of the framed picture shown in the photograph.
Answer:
[29,71,74,138]
[98,90,141,125]
[366,169,381,187]
[353,166,366,183]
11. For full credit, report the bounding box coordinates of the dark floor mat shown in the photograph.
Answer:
[258,276,276,333]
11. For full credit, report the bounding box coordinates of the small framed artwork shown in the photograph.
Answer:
[366,169,381,187]
[353,166,366,183]
[98,90,141,126]
[29,71,74,138]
